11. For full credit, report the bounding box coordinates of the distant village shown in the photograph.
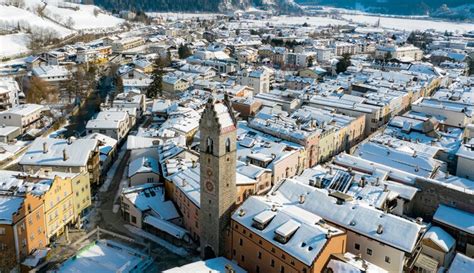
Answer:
[0,6,473,273]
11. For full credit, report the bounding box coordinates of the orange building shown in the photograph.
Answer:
[0,192,47,268]
[230,196,346,273]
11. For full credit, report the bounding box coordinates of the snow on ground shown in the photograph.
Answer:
[43,4,124,30]
[0,33,29,58]
[342,14,474,34]
[233,15,346,28]
[147,12,221,20]
[0,4,73,37]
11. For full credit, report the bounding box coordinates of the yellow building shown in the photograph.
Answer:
[68,172,92,223]
[42,176,75,239]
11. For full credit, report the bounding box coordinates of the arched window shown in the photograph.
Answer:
[207,137,213,153]
[225,138,231,153]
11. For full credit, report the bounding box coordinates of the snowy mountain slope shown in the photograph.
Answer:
[0,33,29,58]
[0,4,73,37]
[94,0,302,13]
[0,0,124,59]
[41,3,124,30]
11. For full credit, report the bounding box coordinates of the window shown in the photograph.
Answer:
[131,216,137,224]
[0,228,5,235]
[355,243,360,250]
[367,248,372,255]
[258,252,262,259]
[271,259,275,267]
[241,255,245,262]
[256,266,260,273]
[225,138,231,153]
[239,238,243,246]
[280,266,285,273]
[207,137,213,153]
[385,256,391,263]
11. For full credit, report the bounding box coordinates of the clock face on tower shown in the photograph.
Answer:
[205,180,215,193]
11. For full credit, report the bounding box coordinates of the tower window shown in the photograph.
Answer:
[207,137,213,153]
[225,138,231,153]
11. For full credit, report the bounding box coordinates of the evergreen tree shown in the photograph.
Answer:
[178,44,192,59]
[336,53,352,74]
[146,58,167,98]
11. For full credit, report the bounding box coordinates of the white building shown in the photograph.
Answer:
[86,111,131,142]
[411,98,473,128]
[0,77,20,110]
[0,104,44,133]
[375,45,424,61]
[236,68,271,94]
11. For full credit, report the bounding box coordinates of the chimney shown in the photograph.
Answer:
[315,176,322,188]
[376,224,384,234]
[181,179,187,187]
[43,142,48,154]
[328,166,333,175]
[412,151,417,158]
[271,204,277,212]
[63,149,68,161]
[299,194,305,204]
[67,137,73,145]
[375,177,380,186]
[238,208,246,217]
[359,177,366,188]
[224,264,236,273]
[445,172,449,179]
[416,217,423,225]
[383,184,388,192]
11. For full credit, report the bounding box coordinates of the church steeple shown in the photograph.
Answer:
[199,95,237,259]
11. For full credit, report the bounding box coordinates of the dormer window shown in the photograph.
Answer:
[274,220,300,244]
[252,210,276,230]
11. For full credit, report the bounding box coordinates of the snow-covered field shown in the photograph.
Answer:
[236,15,347,28]
[342,14,474,34]
[0,0,124,58]
[0,4,73,37]
[147,12,221,20]
[43,4,124,30]
[0,33,30,58]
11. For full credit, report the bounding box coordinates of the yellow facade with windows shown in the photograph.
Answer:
[43,176,74,238]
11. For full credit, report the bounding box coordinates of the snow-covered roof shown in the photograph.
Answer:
[20,138,98,167]
[0,104,44,117]
[84,133,117,156]
[56,240,150,273]
[0,195,23,224]
[128,156,160,177]
[144,215,188,239]
[433,205,474,235]
[122,184,179,220]
[213,102,235,130]
[233,196,344,266]
[327,252,388,273]
[448,253,474,273]
[162,257,247,273]
[423,226,455,252]
[271,179,423,253]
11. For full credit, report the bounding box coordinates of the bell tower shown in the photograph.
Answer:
[199,95,237,259]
